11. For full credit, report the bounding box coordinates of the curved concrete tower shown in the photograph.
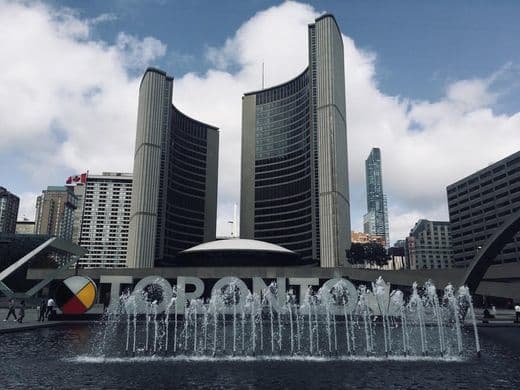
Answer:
[240,14,350,267]
[127,68,218,268]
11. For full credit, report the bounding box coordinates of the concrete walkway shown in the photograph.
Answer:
[0,308,66,334]
[473,308,520,326]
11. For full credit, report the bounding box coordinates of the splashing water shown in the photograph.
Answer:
[93,278,481,359]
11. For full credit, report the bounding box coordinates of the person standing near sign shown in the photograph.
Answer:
[46,297,56,319]
[38,298,47,322]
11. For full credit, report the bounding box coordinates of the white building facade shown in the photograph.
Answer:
[75,172,132,268]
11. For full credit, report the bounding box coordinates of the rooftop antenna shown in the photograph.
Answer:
[233,203,238,238]
[262,62,264,89]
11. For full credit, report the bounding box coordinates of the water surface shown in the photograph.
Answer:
[0,325,518,389]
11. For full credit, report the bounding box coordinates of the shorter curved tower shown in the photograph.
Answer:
[127,68,219,268]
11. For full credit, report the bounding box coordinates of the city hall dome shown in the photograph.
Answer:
[173,239,311,267]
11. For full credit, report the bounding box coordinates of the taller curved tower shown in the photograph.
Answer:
[240,14,350,267]
[127,68,219,268]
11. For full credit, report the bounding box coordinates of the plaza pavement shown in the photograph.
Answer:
[0,308,67,333]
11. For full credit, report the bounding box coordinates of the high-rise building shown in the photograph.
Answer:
[363,148,389,247]
[363,211,376,238]
[240,14,350,267]
[406,219,453,270]
[72,172,132,268]
[127,68,219,268]
[0,186,19,234]
[35,186,77,240]
[447,151,520,267]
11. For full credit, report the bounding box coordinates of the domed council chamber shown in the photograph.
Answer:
[172,238,313,267]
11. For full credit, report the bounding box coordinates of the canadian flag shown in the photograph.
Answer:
[66,173,87,185]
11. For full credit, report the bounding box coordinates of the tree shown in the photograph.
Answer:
[348,242,389,267]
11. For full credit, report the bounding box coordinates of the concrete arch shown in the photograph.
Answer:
[462,208,520,293]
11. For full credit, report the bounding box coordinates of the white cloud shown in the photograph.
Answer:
[0,0,166,217]
[174,1,320,220]
[17,192,39,221]
[116,32,166,70]
[1,0,519,247]
[176,1,520,243]
[89,13,118,25]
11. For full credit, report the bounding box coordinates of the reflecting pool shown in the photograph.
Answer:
[0,325,519,389]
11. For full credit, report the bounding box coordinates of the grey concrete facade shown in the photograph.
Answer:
[240,94,257,241]
[127,69,168,268]
[313,15,350,267]
[240,14,350,267]
[447,150,520,267]
[406,219,453,270]
[127,68,219,268]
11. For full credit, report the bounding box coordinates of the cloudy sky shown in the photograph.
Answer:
[1,0,519,243]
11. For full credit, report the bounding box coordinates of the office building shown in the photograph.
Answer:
[363,148,389,247]
[240,14,350,267]
[35,186,77,240]
[127,68,219,268]
[0,186,19,234]
[406,219,453,269]
[72,172,132,268]
[447,151,520,267]
[16,220,35,234]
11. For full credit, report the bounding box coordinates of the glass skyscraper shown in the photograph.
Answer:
[363,148,389,246]
[240,14,351,267]
[127,68,219,268]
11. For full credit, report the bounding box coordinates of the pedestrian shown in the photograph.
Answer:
[38,298,47,322]
[4,298,17,321]
[46,297,56,319]
[515,304,520,323]
[17,300,25,323]
[103,292,110,312]
[491,305,497,318]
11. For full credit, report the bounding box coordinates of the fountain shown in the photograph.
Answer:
[93,277,480,359]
